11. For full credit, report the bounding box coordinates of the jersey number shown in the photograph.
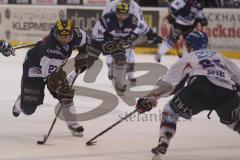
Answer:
[48,65,57,73]
[199,59,225,69]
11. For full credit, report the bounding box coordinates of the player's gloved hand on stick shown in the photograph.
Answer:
[136,96,157,114]
[145,29,162,44]
[0,40,15,57]
[47,69,74,104]
[48,69,67,86]
[57,83,75,105]
[149,33,162,44]
[74,53,88,73]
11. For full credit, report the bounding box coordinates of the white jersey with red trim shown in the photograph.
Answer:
[162,50,240,96]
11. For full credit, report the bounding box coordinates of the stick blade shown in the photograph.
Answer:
[37,135,47,145]
[86,141,97,146]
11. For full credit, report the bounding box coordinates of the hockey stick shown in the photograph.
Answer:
[37,71,79,145]
[86,109,138,146]
[14,43,36,50]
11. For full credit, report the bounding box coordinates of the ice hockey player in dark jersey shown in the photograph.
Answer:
[12,17,88,137]
[89,2,162,95]
[103,0,149,83]
[136,31,240,160]
[156,0,208,62]
[0,40,15,57]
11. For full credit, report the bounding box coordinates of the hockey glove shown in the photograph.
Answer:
[47,69,67,95]
[136,96,154,114]
[145,29,162,44]
[149,33,162,44]
[74,53,88,73]
[47,69,74,103]
[57,83,75,105]
[0,40,15,57]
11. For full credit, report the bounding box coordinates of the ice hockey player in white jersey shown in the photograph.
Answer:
[12,18,88,137]
[156,0,208,62]
[0,40,15,57]
[88,2,162,95]
[136,31,240,160]
[103,0,151,83]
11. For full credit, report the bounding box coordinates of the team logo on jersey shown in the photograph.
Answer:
[28,67,42,78]
[47,49,62,55]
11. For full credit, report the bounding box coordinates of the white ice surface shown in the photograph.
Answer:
[0,49,239,160]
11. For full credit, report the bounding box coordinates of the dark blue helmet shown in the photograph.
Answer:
[185,31,208,51]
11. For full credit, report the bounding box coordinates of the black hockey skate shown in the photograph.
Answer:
[68,124,84,137]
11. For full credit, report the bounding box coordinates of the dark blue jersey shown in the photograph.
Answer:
[93,12,139,42]
[23,27,88,80]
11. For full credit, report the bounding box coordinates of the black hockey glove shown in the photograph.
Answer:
[47,69,74,103]
[149,33,162,44]
[57,83,75,105]
[198,18,208,26]
[74,53,88,73]
[136,96,153,114]
[145,29,162,44]
[48,69,67,88]
[0,40,15,57]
